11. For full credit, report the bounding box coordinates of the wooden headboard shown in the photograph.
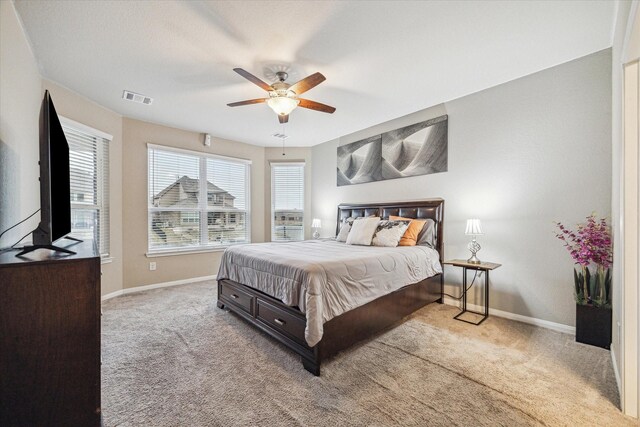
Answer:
[336,199,445,262]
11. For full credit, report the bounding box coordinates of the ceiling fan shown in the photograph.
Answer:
[227,68,336,124]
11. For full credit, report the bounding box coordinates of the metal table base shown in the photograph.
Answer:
[453,266,489,325]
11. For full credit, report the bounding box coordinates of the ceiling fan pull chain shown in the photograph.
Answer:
[282,124,286,156]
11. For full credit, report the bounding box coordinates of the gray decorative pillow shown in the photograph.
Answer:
[417,218,436,248]
[346,217,381,246]
[372,220,410,247]
[336,217,355,242]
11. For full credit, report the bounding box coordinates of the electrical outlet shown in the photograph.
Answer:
[149,262,156,271]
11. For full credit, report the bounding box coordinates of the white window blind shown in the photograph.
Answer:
[148,145,251,252]
[271,163,304,241]
[60,118,110,257]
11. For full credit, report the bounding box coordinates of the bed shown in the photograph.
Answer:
[216,199,445,375]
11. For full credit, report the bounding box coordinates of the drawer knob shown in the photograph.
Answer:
[274,318,286,326]
[230,294,239,299]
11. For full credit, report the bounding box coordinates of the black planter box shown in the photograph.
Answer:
[576,304,612,349]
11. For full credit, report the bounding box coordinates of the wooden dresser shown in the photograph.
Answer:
[0,240,101,426]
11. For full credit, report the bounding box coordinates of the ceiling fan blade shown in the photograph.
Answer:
[227,98,267,107]
[298,98,336,114]
[233,68,272,92]
[289,72,326,95]
[278,114,289,124]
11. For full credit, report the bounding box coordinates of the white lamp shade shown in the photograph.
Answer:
[267,96,299,116]
[465,219,483,235]
[312,218,321,228]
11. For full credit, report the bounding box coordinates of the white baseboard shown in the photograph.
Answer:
[101,275,217,302]
[610,345,622,398]
[104,279,574,335]
[101,289,124,301]
[443,296,575,335]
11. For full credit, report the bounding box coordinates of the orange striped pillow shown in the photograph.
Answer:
[389,215,426,246]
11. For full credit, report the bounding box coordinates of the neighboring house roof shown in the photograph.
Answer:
[154,176,235,200]
[153,176,238,209]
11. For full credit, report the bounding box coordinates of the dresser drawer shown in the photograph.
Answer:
[256,298,306,344]
[219,281,254,314]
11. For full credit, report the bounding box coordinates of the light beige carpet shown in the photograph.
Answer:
[102,281,633,426]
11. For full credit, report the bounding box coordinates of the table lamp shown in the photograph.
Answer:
[465,219,483,264]
[312,218,321,239]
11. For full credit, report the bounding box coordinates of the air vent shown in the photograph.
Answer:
[122,90,153,105]
[272,133,289,139]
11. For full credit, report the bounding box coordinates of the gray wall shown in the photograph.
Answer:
[0,1,42,248]
[311,49,612,327]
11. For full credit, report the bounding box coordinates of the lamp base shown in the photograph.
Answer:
[467,254,481,264]
[467,239,481,264]
[312,230,320,239]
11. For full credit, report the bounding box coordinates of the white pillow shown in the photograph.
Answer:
[346,217,380,246]
[336,217,354,242]
[372,220,410,247]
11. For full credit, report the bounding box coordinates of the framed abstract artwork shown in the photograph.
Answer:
[337,115,448,186]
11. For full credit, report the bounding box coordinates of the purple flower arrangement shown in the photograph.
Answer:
[555,215,612,307]
[555,215,612,268]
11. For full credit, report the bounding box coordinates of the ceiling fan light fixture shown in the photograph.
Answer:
[267,96,300,116]
[229,68,334,122]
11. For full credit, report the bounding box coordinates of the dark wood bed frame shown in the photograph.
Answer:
[217,199,445,375]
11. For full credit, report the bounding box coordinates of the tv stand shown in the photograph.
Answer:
[16,236,83,257]
[0,239,101,425]
[16,244,76,257]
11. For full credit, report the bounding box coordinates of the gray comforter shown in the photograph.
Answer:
[217,239,442,347]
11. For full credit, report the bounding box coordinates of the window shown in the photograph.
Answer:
[60,117,111,257]
[148,144,251,253]
[181,212,199,224]
[271,162,304,241]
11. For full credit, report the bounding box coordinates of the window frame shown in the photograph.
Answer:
[146,143,252,255]
[59,116,111,260]
[270,161,305,242]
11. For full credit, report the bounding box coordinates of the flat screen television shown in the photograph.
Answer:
[17,90,79,256]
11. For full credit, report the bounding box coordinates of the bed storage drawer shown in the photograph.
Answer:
[219,281,254,314]
[256,298,306,344]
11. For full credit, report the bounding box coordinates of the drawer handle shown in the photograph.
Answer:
[274,318,286,326]
[230,294,239,299]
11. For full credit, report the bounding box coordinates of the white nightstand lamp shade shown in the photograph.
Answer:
[465,219,483,236]
[312,218,321,239]
[465,219,483,264]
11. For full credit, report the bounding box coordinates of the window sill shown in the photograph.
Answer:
[145,247,230,258]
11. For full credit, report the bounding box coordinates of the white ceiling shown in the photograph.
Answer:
[14,0,615,147]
